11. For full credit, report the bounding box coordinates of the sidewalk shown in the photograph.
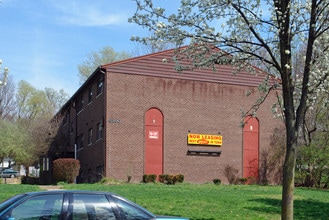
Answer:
[1,177,20,184]
[39,185,63,191]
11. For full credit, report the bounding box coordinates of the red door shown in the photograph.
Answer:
[243,116,259,180]
[144,108,163,176]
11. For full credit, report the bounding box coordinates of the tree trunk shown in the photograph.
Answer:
[281,128,297,220]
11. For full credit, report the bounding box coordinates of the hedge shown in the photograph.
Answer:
[142,174,157,183]
[53,158,80,184]
[159,174,184,185]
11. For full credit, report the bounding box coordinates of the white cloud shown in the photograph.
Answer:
[50,0,130,27]
[0,0,140,97]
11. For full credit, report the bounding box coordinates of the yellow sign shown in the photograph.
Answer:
[187,133,222,146]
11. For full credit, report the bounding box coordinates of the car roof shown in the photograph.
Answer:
[23,190,114,196]
[20,190,156,216]
[3,190,180,219]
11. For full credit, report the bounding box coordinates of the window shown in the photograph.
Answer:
[97,76,104,95]
[88,87,93,103]
[9,194,64,220]
[63,110,69,125]
[70,121,74,133]
[114,196,151,220]
[72,193,117,220]
[76,96,84,112]
[78,133,84,149]
[97,120,103,140]
[88,128,92,145]
[42,157,49,171]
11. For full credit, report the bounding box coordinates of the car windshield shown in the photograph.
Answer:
[0,194,26,213]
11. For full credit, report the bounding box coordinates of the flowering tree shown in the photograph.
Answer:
[129,0,329,219]
[0,59,8,87]
[0,59,14,120]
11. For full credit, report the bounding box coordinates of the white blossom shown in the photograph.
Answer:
[156,22,166,29]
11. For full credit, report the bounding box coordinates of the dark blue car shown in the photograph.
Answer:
[0,190,189,220]
[0,169,19,178]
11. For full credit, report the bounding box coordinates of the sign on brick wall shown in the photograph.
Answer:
[148,131,159,139]
[187,133,222,146]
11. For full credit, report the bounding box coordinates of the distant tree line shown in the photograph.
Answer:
[0,76,69,174]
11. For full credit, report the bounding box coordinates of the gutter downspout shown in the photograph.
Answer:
[100,67,107,178]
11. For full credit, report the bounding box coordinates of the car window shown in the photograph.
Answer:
[0,194,25,213]
[114,197,152,220]
[9,194,63,220]
[72,194,117,220]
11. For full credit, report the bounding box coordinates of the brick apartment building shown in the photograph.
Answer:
[52,48,282,184]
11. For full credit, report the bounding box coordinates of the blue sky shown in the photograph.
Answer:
[0,0,150,96]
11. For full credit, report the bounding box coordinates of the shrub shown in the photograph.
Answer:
[176,174,184,183]
[247,176,258,185]
[159,174,184,185]
[142,174,157,183]
[222,164,239,184]
[159,174,175,184]
[235,178,248,185]
[213,179,221,185]
[21,176,40,185]
[158,174,166,183]
[98,177,124,185]
[53,158,80,184]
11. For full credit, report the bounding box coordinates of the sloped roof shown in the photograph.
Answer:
[57,47,275,115]
[102,47,270,87]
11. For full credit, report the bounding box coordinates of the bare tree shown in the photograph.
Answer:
[259,127,286,185]
[0,76,16,120]
[13,81,69,170]
[0,59,9,87]
[130,1,329,219]
[77,46,131,84]
[44,88,69,116]
[133,34,176,56]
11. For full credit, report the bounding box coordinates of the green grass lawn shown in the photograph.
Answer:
[1,183,329,220]
[0,184,40,201]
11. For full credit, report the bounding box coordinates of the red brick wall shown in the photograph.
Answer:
[104,72,282,184]
[69,77,106,183]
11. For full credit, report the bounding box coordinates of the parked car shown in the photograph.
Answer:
[0,168,19,178]
[0,190,189,220]
[0,167,8,172]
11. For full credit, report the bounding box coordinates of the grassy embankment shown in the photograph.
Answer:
[1,182,328,220]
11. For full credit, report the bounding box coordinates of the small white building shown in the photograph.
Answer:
[0,158,12,168]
